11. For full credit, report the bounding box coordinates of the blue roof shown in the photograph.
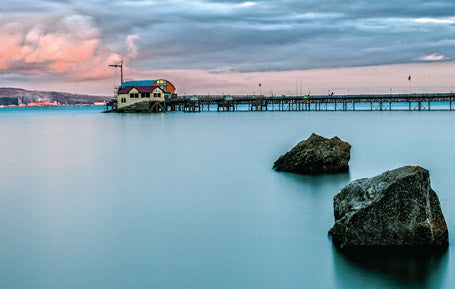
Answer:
[120,80,156,88]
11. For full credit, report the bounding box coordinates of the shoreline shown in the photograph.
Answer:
[0,103,106,108]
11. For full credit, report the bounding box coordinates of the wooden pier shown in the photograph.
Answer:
[105,93,455,113]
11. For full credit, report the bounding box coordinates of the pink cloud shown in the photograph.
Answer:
[0,14,131,81]
[417,53,446,61]
[0,33,21,70]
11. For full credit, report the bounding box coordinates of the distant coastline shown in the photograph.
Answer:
[0,87,110,107]
[0,102,106,108]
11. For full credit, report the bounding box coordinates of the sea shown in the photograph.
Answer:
[0,106,454,289]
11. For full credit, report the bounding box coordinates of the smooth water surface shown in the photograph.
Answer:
[1,107,454,289]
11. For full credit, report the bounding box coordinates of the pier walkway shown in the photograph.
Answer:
[105,93,455,113]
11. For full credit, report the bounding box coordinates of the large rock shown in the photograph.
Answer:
[329,166,449,249]
[273,133,351,174]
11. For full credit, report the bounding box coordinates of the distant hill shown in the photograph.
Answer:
[0,87,111,106]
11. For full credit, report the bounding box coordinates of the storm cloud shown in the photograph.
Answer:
[92,0,455,71]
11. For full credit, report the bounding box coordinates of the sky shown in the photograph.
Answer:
[1,0,455,96]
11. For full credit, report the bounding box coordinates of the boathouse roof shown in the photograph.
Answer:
[120,80,157,88]
[118,79,176,94]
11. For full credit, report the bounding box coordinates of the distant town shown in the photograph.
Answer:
[1,98,106,108]
[0,87,109,108]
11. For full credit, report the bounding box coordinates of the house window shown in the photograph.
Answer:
[143,92,150,98]
[153,93,161,98]
[130,93,139,98]
[157,80,167,92]
[121,98,126,103]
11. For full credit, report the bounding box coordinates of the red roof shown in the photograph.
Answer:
[118,86,164,94]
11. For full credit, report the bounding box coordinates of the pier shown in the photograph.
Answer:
[105,93,455,113]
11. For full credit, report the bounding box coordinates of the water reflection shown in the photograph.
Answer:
[332,245,449,287]
[274,171,351,191]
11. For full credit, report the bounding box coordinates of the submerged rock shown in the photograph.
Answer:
[329,166,449,249]
[273,133,351,175]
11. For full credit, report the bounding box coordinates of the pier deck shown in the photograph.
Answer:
[105,93,455,112]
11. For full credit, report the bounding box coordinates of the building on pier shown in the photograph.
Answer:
[116,79,176,111]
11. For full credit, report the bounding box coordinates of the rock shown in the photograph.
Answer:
[273,133,351,174]
[329,166,449,249]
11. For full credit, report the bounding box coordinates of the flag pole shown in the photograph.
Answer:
[408,75,411,94]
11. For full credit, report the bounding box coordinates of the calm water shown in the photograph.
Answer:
[1,107,454,289]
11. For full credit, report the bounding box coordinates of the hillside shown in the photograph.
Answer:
[0,87,111,106]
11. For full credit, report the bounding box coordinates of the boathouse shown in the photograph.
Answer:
[116,79,176,112]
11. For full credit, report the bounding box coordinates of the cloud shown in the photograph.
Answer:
[5,0,455,75]
[125,35,140,59]
[239,2,256,8]
[0,13,137,81]
[2,0,455,94]
[414,18,455,24]
[417,54,446,61]
[91,0,455,73]
[0,14,99,73]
